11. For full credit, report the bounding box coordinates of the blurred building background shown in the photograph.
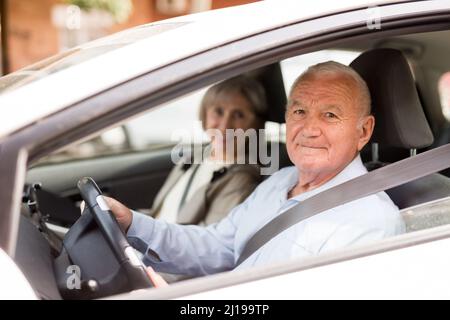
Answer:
[0,0,257,75]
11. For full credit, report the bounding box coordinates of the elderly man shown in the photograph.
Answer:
[106,61,405,277]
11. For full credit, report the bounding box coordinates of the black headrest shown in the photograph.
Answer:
[247,63,287,124]
[350,48,433,149]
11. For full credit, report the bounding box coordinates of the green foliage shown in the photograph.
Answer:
[65,0,133,23]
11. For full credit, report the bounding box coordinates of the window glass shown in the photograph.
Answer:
[37,49,361,164]
[37,87,208,164]
[280,49,361,96]
[0,22,188,94]
[125,88,209,149]
[38,84,287,164]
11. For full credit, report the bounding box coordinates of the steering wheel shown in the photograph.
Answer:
[76,177,152,293]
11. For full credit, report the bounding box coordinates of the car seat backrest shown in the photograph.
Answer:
[245,63,294,174]
[401,196,450,232]
[351,48,450,210]
[351,48,434,150]
[246,62,287,124]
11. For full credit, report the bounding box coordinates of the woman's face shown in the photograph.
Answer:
[205,91,260,160]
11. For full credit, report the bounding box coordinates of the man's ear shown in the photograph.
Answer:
[357,115,375,151]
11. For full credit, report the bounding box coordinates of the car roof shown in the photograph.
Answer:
[0,0,396,139]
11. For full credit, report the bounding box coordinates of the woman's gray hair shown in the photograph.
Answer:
[199,75,268,129]
[289,61,371,117]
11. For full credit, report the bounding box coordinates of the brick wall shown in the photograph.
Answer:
[6,0,258,72]
[8,0,60,72]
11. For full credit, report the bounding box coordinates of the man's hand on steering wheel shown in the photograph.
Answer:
[80,196,132,232]
[102,197,168,288]
[102,196,133,233]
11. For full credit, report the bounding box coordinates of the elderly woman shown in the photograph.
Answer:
[149,75,268,225]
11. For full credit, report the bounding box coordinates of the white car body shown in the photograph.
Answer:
[0,249,36,300]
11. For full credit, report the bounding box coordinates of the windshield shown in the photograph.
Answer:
[0,22,188,94]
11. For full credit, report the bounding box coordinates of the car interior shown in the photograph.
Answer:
[13,26,450,299]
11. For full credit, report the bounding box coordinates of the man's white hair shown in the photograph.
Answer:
[289,61,371,117]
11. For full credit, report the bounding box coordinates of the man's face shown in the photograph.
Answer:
[285,74,374,177]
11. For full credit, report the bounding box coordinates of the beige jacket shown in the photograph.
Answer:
[149,162,262,225]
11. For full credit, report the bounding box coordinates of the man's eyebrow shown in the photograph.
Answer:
[288,99,302,107]
[322,104,343,114]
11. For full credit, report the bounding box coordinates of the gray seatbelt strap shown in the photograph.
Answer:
[236,144,450,266]
[178,164,200,211]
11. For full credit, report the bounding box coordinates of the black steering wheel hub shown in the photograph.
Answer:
[54,177,152,299]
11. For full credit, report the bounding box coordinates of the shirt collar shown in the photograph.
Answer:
[279,154,368,202]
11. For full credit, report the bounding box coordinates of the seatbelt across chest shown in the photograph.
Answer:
[236,144,450,266]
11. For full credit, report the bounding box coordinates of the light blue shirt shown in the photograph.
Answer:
[127,155,405,276]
